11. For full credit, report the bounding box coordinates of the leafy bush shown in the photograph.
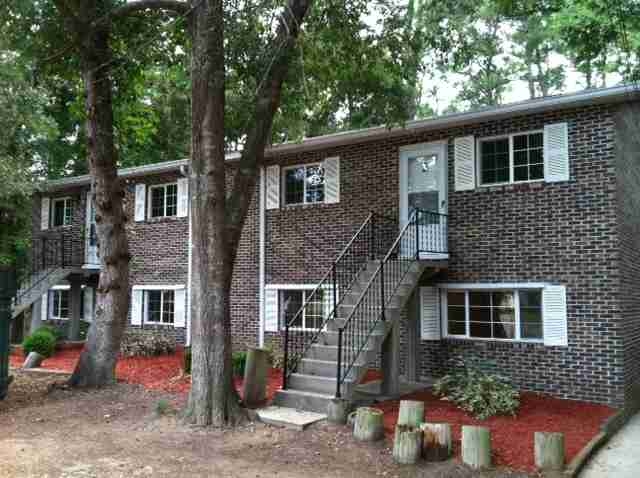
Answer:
[35,326,62,341]
[433,359,520,420]
[232,351,247,377]
[263,339,284,370]
[183,347,192,374]
[22,329,56,358]
[120,333,176,357]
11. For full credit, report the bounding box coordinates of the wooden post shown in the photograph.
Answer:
[534,432,565,471]
[242,348,269,408]
[23,351,44,369]
[421,422,452,461]
[327,398,350,425]
[462,425,491,469]
[393,425,422,465]
[353,407,385,442]
[397,400,425,427]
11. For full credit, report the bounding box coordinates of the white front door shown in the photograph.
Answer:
[399,142,448,259]
[85,195,100,267]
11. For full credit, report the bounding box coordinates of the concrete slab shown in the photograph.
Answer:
[581,411,640,478]
[256,406,326,431]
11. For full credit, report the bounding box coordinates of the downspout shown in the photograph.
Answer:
[183,165,192,347]
[258,166,266,347]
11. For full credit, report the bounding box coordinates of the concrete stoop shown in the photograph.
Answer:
[256,406,327,431]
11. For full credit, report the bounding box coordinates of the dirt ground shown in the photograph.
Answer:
[0,371,532,478]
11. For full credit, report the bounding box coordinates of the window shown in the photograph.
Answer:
[283,164,325,205]
[149,183,178,218]
[445,289,543,341]
[52,198,73,227]
[145,290,175,324]
[479,131,544,186]
[51,289,70,320]
[280,288,325,330]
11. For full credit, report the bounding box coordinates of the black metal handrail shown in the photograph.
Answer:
[335,209,448,397]
[282,211,398,388]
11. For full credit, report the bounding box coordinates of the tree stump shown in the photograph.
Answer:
[353,407,385,442]
[393,424,423,465]
[420,422,452,461]
[242,348,269,408]
[327,398,350,425]
[534,432,565,471]
[462,425,491,469]
[397,400,425,427]
[23,351,44,369]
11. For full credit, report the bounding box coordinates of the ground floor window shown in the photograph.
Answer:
[445,289,543,341]
[280,288,325,330]
[145,290,175,325]
[50,289,70,320]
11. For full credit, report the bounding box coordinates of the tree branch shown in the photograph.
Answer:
[109,0,190,19]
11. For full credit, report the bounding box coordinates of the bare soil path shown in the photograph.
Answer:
[0,371,531,478]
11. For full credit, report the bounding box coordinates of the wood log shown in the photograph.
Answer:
[23,351,44,369]
[353,407,385,442]
[242,348,269,408]
[461,425,491,469]
[393,425,423,465]
[534,432,565,471]
[327,398,350,425]
[397,400,425,427]
[420,422,452,461]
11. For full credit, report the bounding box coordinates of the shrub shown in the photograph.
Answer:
[433,359,520,420]
[22,329,56,358]
[120,333,176,357]
[263,339,284,370]
[232,351,247,377]
[35,326,62,341]
[183,347,192,374]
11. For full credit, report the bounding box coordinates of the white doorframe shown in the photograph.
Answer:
[398,141,449,259]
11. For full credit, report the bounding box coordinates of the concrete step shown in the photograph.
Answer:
[288,373,356,396]
[256,406,326,431]
[272,389,334,414]
[299,358,366,379]
[317,329,386,347]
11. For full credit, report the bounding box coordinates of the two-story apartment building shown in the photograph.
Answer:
[14,85,640,414]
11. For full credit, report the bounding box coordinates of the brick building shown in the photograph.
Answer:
[14,85,640,413]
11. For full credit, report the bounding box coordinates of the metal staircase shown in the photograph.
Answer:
[274,209,448,413]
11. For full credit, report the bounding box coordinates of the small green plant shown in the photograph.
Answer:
[433,358,520,420]
[154,399,173,416]
[183,346,192,374]
[263,339,284,370]
[36,326,62,341]
[22,329,56,358]
[232,351,247,377]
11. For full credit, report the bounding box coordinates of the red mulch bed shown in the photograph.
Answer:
[9,349,283,403]
[375,389,615,472]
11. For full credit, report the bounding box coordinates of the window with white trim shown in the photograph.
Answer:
[51,289,70,320]
[479,131,544,186]
[52,197,73,227]
[149,183,178,218]
[280,288,325,330]
[145,290,175,324]
[444,289,543,341]
[283,164,325,205]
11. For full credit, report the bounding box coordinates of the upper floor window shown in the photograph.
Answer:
[479,131,544,186]
[145,289,175,324]
[283,164,325,206]
[149,183,178,218]
[52,197,73,227]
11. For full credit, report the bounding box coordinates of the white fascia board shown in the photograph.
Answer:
[132,284,186,291]
[437,282,548,290]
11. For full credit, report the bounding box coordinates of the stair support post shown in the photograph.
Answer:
[336,327,343,398]
[369,212,376,260]
[380,260,385,322]
[283,322,289,390]
[414,210,420,260]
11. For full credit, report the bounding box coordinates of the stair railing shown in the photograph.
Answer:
[282,211,397,389]
[335,208,448,397]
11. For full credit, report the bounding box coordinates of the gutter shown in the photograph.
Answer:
[258,167,266,348]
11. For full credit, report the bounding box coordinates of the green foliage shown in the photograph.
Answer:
[35,325,63,342]
[433,358,520,420]
[232,351,247,377]
[22,328,56,358]
[263,338,284,370]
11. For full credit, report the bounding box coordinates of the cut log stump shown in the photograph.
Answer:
[534,432,565,471]
[462,425,491,469]
[421,422,452,461]
[353,407,384,442]
[327,398,350,425]
[23,352,44,369]
[393,424,423,465]
[242,348,269,408]
[397,400,425,427]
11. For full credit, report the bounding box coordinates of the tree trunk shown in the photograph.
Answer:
[534,432,565,471]
[421,422,452,461]
[353,407,385,442]
[242,347,269,407]
[393,425,422,465]
[397,400,424,427]
[461,425,491,469]
[59,1,131,388]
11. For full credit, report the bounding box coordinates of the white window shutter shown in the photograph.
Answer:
[544,123,569,182]
[323,157,340,204]
[41,293,48,322]
[134,184,146,222]
[265,165,280,210]
[131,289,143,326]
[41,197,50,230]
[174,288,186,328]
[177,178,189,217]
[420,287,440,340]
[543,285,568,346]
[83,287,94,322]
[265,289,279,332]
[454,136,476,191]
